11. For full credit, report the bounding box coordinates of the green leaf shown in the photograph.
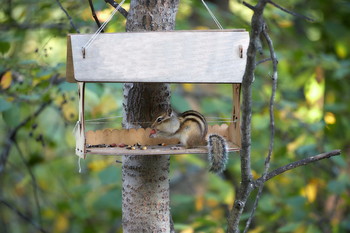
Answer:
[58,82,78,92]
[285,196,307,207]
[2,106,20,127]
[306,224,322,233]
[0,98,12,112]
[171,95,190,112]
[277,222,301,232]
[331,156,347,168]
[0,41,10,54]
[259,195,277,213]
[86,83,104,97]
[327,180,347,195]
[98,166,120,185]
[174,224,192,231]
[93,189,121,211]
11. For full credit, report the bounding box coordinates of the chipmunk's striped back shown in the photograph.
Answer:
[150,109,228,174]
[179,110,208,139]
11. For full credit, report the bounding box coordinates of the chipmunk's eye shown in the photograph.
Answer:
[156,117,163,123]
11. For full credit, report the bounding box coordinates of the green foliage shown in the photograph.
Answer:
[0,0,349,233]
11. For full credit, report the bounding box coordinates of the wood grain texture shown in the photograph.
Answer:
[84,124,239,156]
[74,82,86,158]
[66,30,248,83]
[86,124,231,145]
[86,143,240,156]
[230,84,241,147]
[66,36,75,83]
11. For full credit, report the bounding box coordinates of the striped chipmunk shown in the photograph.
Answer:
[149,109,228,173]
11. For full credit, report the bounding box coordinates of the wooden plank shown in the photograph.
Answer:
[229,84,241,147]
[74,82,86,158]
[66,35,76,83]
[67,30,249,83]
[85,124,232,146]
[86,143,240,156]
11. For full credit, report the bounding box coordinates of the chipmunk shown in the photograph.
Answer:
[149,109,228,173]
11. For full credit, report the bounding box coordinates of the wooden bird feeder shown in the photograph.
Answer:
[66,29,249,158]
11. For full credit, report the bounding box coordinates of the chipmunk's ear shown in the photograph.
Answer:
[167,107,173,117]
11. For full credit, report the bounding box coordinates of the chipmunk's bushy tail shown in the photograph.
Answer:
[207,134,228,173]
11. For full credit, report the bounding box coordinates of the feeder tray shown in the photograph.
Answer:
[66,29,249,158]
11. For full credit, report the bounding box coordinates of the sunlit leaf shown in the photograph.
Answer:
[335,41,347,59]
[304,74,325,106]
[88,159,110,172]
[180,228,194,233]
[1,71,12,89]
[278,20,293,28]
[249,226,265,233]
[53,214,69,233]
[183,83,194,92]
[195,195,204,211]
[91,94,118,117]
[62,102,77,121]
[174,224,193,231]
[300,181,318,203]
[324,112,336,124]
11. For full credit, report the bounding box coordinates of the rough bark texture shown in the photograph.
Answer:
[227,1,268,232]
[122,1,179,232]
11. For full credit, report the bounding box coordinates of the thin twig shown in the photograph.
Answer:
[105,0,128,18]
[54,0,80,33]
[243,22,278,233]
[254,149,342,187]
[88,0,103,31]
[14,141,43,228]
[0,101,51,176]
[267,0,314,22]
[0,199,48,233]
[227,1,270,232]
[0,23,68,30]
[242,1,255,11]
[256,57,272,66]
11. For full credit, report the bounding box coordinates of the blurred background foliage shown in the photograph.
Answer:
[0,0,349,232]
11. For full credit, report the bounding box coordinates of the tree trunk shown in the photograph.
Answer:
[122,1,179,232]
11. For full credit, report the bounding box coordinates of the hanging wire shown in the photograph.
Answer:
[82,0,127,51]
[85,115,123,122]
[200,0,224,30]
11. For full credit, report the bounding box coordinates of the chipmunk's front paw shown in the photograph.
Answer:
[149,129,157,138]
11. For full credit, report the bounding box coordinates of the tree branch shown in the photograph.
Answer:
[256,57,272,66]
[0,101,51,176]
[14,141,43,228]
[254,149,342,187]
[242,1,255,11]
[0,23,68,31]
[243,22,278,233]
[105,0,128,18]
[227,1,270,232]
[267,0,314,22]
[88,0,103,31]
[54,0,80,33]
[0,199,48,233]
[244,0,314,22]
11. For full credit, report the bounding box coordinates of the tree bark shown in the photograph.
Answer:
[122,1,179,232]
